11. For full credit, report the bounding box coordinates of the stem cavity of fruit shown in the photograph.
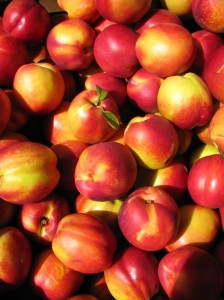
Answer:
[39,216,49,236]
[146,199,155,204]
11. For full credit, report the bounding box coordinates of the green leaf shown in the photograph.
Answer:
[102,111,120,130]
[96,85,108,103]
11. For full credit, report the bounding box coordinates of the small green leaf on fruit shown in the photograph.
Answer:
[96,85,108,102]
[102,111,120,130]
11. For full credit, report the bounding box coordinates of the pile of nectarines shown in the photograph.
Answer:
[0,0,224,299]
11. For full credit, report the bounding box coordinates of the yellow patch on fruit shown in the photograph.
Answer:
[136,204,159,241]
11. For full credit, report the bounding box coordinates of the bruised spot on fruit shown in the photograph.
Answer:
[216,64,224,74]
[0,174,3,185]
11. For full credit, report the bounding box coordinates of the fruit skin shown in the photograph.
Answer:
[134,159,188,202]
[0,141,60,205]
[30,248,84,300]
[0,199,16,227]
[18,193,71,245]
[194,100,223,144]
[118,186,180,252]
[189,143,220,166]
[135,8,183,34]
[0,131,28,151]
[2,0,50,45]
[0,88,11,135]
[0,226,32,294]
[127,68,162,113]
[94,0,152,25]
[123,113,179,170]
[4,89,29,132]
[160,0,193,18]
[157,72,213,130]
[57,0,100,24]
[75,193,124,229]
[203,45,224,102]
[41,100,78,145]
[158,246,223,300]
[191,29,224,75]
[85,72,127,108]
[135,23,196,78]
[165,204,221,252]
[209,106,224,153]
[188,154,224,209]
[13,62,65,115]
[67,89,121,144]
[93,24,139,79]
[94,18,116,34]
[51,140,89,191]
[75,141,137,201]
[0,33,28,87]
[104,246,160,300]
[52,213,117,274]
[46,18,95,71]
[192,0,224,33]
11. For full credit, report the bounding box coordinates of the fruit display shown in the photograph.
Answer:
[1,0,224,299]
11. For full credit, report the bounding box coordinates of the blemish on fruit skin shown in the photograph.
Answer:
[216,64,224,74]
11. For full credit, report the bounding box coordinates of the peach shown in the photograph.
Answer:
[192,0,224,33]
[52,213,117,274]
[158,246,223,299]
[104,246,160,300]
[165,204,221,252]
[157,72,213,130]
[135,23,196,78]
[123,114,179,169]
[0,141,60,205]
[0,226,32,294]
[75,142,137,200]
[13,62,65,115]
[30,248,84,299]
[46,18,95,71]
[95,0,152,24]
[57,0,101,24]
[118,186,180,252]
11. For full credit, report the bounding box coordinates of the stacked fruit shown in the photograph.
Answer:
[0,0,224,299]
